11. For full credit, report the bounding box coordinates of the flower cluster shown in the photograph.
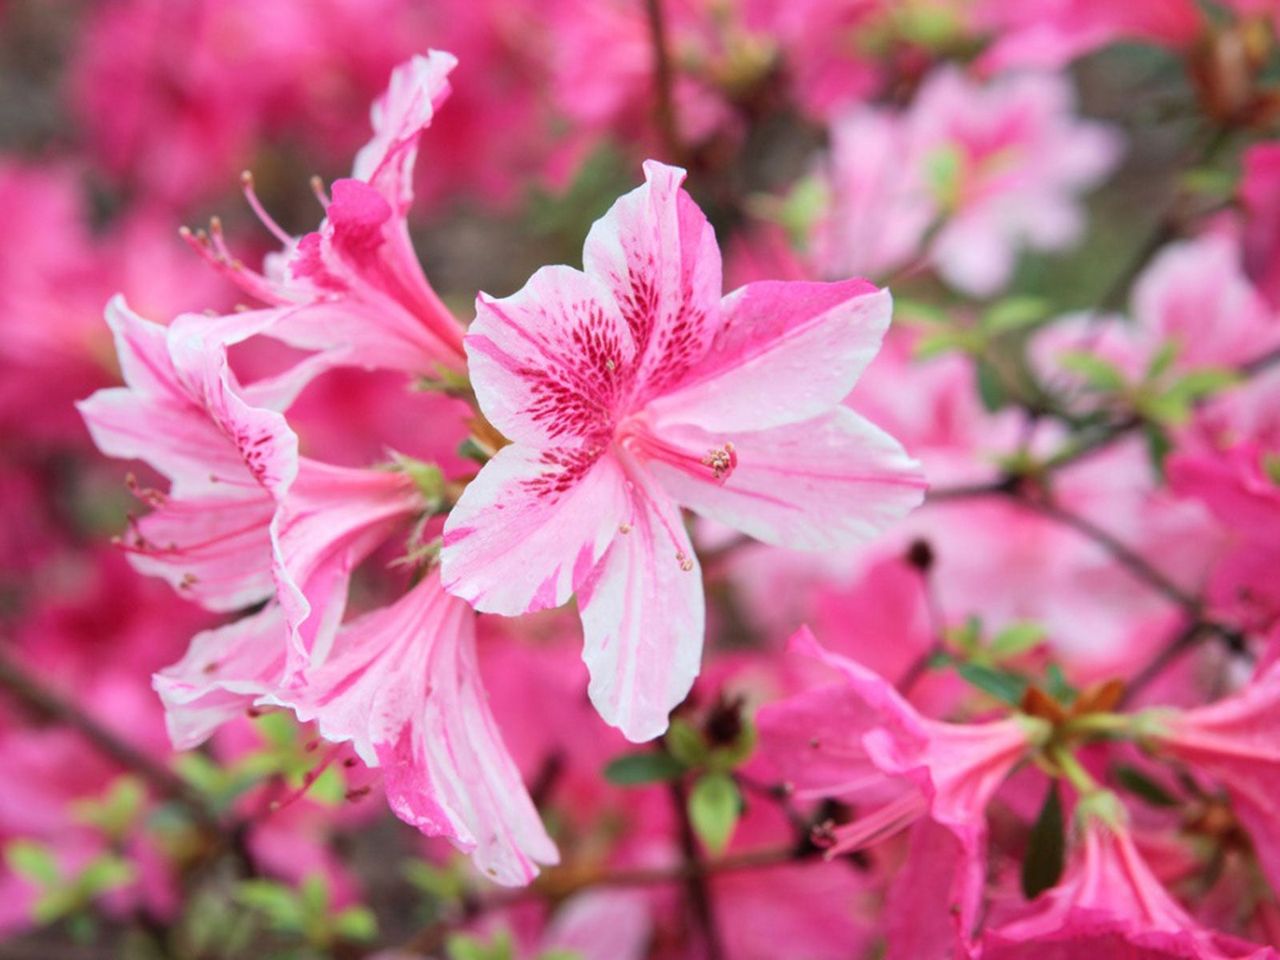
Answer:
[3,2,1280,958]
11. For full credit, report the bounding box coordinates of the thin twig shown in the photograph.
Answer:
[644,0,682,162]
[0,646,217,828]
[670,779,726,960]
[1120,620,1209,706]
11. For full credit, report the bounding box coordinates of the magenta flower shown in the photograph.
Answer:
[980,813,1274,959]
[758,628,1046,948]
[440,161,925,741]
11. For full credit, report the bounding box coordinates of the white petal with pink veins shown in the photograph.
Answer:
[577,457,704,742]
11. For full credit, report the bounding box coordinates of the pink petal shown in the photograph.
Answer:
[643,408,925,551]
[647,280,890,433]
[440,444,629,616]
[582,160,722,401]
[351,51,457,211]
[576,458,704,742]
[466,264,634,446]
[126,492,276,612]
[152,605,287,750]
[277,573,558,886]
[272,460,424,674]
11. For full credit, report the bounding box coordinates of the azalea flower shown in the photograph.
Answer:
[441,161,925,741]
[980,809,1275,959]
[814,67,1121,297]
[185,50,467,381]
[757,628,1048,945]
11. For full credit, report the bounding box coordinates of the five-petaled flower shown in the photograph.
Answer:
[441,162,925,741]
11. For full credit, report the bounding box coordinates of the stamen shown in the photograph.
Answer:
[240,170,294,246]
[309,174,331,208]
[700,442,737,483]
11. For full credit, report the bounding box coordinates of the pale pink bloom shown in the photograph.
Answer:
[1144,666,1280,894]
[441,160,924,741]
[979,816,1274,959]
[758,628,1045,944]
[190,52,466,379]
[811,108,935,283]
[909,67,1122,297]
[813,68,1121,296]
[271,572,558,885]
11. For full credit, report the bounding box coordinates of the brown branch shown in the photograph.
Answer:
[670,779,726,960]
[0,646,218,829]
[644,0,682,162]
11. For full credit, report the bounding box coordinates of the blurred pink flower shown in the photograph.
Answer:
[979,813,1274,959]
[814,67,1121,296]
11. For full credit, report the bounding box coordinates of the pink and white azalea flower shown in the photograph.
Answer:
[441,160,925,741]
[273,572,558,886]
[188,51,466,379]
[76,297,298,612]
[979,813,1275,959]
[814,68,1121,296]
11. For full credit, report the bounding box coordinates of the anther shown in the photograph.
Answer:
[619,522,633,534]
[700,442,737,483]
[676,551,695,572]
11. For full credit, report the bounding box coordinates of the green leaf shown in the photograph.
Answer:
[1058,351,1127,392]
[983,297,1049,334]
[5,840,59,888]
[77,855,135,898]
[955,662,1028,705]
[988,622,1046,661]
[447,930,515,960]
[1021,781,1065,898]
[334,906,378,942]
[1144,423,1172,477]
[1113,764,1179,808]
[688,772,741,855]
[235,879,305,933]
[1044,663,1077,705]
[1264,452,1280,486]
[403,859,466,903]
[913,330,968,360]
[1164,367,1241,406]
[537,951,584,960]
[975,360,1007,412]
[894,299,951,329]
[603,752,685,786]
[72,775,146,838]
[664,718,707,768]
[924,145,963,210]
[390,453,447,512]
[1144,340,1180,382]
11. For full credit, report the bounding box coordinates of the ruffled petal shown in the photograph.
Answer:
[351,51,457,211]
[152,605,287,750]
[271,460,424,674]
[582,160,722,401]
[278,574,558,886]
[644,407,925,551]
[648,280,891,433]
[441,444,628,616]
[577,459,704,742]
